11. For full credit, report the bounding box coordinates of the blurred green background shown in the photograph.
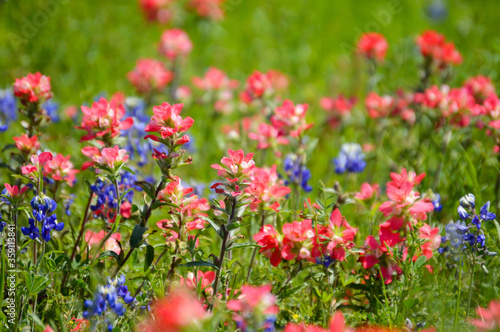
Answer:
[1,0,500,104]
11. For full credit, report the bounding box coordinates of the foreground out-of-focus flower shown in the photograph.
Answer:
[137,288,206,332]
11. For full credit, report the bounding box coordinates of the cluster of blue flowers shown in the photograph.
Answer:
[283,154,312,192]
[122,97,154,166]
[0,89,17,132]
[21,196,64,242]
[83,275,134,331]
[90,171,139,220]
[439,194,494,255]
[333,143,366,174]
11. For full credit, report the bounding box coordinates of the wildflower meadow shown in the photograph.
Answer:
[3,1,500,331]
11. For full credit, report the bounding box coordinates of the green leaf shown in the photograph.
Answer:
[414,255,427,270]
[144,245,155,272]
[130,224,148,248]
[199,216,222,238]
[29,275,51,295]
[179,261,219,271]
[98,251,121,264]
[226,243,259,251]
[135,181,156,200]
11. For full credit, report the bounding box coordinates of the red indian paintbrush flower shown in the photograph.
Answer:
[13,72,52,104]
[144,102,194,144]
[127,58,174,94]
[77,97,133,143]
[357,32,388,62]
[158,29,193,60]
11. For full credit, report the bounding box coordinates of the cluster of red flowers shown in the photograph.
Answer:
[239,70,289,104]
[357,32,389,62]
[13,72,52,104]
[81,145,129,172]
[416,30,462,67]
[158,28,193,61]
[127,58,174,94]
[320,95,357,127]
[254,209,357,267]
[77,97,133,143]
[139,0,226,23]
[192,67,239,113]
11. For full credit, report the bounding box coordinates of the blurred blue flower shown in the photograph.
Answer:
[333,143,366,174]
[0,89,17,132]
[283,154,312,192]
[42,99,59,122]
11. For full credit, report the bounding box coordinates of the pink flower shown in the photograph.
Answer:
[211,148,255,178]
[417,223,441,259]
[271,99,313,137]
[159,176,196,207]
[282,220,315,261]
[416,30,462,66]
[248,165,291,212]
[359,228,404,284]
[85,230,122,255]
[139,0,172,23]
[77,97,133,143]
[43,154,79,187]
[365,92,394,118]
[248,123,289,150]
[192,67,239,91]
[355,183,380,200]
[227,285,278,330]
[253,224,282,267]
[313,209,357,261]
[127,58,173,94]
[357,32,388,61]
[379,169,434,230]
[144,103,194,144]
[464,75,495,102]
[240,71,273,103]
[137,288,206,332]
[81,145,129,171]
[158,29,193,60]
[189,0,225,20]
[13,72,52,104]
[3,183,28,198]
[320,95,357,116]
[21,152,53,175]
[181,270,216,296]
[13,134,40,155]
[471,300,500,332]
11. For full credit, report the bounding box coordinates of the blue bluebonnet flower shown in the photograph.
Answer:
[42,99,59,122]
[432,194,443,212]
[460,193,475,209]
[91,171,139,220]
[0,215,6,233]
[0,89,17,132]
[479,202,496,221]
[121,97,155,167]
[316,255,335,268]
[426,0,448,22]
[64,194,75,216]
[83,275,134,328]
[283,154,312,192]
[21,196,63,241]
[440,193,495,255]
[457,206,469,220]
[333,143,366,174]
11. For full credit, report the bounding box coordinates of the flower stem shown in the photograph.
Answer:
[60,190,93,291]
